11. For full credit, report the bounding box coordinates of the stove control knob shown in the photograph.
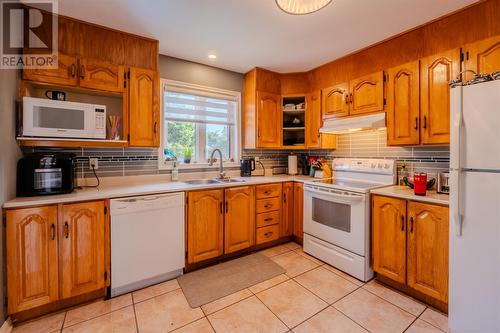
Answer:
[377,163,383,168]
[384,164,390,169]
[371,163,376,168]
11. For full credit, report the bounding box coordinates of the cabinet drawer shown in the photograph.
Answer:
[256,197,281,213]
[256,183,282,199]
[256,211,280,228]
[256,225,280,245]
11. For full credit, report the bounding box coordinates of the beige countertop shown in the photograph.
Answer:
[3,174,312,209]
[370,185,449,206]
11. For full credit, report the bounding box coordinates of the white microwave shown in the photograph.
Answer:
[22,97,106,139]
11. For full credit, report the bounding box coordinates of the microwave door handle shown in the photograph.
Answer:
[305,186,364,201]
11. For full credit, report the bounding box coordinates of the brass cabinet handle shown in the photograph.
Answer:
[219,202,223,214]
[423,116,427,129]
[400,215,405,231]
[345,93,349,104]
[70,64,76,78]
[283,193,286,203]
[264,232,273,237]
[154,122,158,133]
[225,201,228,213]
[264,218,273,222]
[414,117,419,130]
[51,224,56,240]
[264,204,272,208]
[64,221,69,238]
[264,190,271,195]
[409,217,414,233]
[80,65,85,79]
[349,93,353,104]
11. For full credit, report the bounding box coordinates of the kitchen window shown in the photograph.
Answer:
[159,79,241,169]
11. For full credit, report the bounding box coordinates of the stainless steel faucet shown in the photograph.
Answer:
[209,148,226,179]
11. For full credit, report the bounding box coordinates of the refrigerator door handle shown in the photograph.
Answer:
[451,170,463,237]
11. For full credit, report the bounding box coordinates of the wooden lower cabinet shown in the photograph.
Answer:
[187,190,224,264]
[281,182,294,237]
[371,195,449,304]
[372,196,407,284]
[6,206,59,314]
[60,201,106,299]
[293,183,304,241]
[6,201,108,315]
[407,201,449,303]
[224,186,255,254]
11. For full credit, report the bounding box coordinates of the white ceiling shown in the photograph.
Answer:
[57,0,479,73]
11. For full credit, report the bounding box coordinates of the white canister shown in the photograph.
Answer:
[288,155,298,175]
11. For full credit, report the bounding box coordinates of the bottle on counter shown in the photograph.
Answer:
[399,164,409,186]
[171,161,179,181]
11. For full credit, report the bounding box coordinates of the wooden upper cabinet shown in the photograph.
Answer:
[281,182,294,237]
[224,186,255,254]
[257,91,281,148]
[293,182,304,242]
[371,195,407,284]
[61,201,105,299]
[322,83,349,118]
[78,58,125,93]
[349,71,385,115]
[407,201,449,302]
[6,206,59,314]
[386,61,421,146]
[187,190,224,264]
[306,92,322,148]
[23,53,78,86]
[128,67,160,147]
[420,49,460,145]
[464,35,500,81]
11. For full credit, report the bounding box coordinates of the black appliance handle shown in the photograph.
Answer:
[250,159,256,171]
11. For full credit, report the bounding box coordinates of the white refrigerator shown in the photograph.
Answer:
[449,78,500,332]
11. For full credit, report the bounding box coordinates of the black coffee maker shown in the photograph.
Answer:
[240,158,256,177]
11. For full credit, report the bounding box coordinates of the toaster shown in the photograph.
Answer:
[437,172,450,194]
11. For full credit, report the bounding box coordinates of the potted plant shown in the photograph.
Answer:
[183,148,192,164]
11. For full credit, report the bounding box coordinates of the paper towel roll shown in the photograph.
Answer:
[288,155,298,175]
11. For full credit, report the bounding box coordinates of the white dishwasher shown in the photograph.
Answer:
[110,192,185,297]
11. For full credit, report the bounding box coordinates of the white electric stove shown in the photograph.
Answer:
[303,158,396,282]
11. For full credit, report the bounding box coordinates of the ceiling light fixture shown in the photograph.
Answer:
[276,0,332,15]
[208,54,217,59]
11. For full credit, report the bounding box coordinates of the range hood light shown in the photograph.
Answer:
[319,112,386,134]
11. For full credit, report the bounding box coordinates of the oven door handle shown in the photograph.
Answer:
[304,187,364,201]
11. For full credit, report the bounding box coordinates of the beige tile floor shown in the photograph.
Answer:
[12,242,449,333]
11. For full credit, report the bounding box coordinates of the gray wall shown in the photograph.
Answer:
[0,68,22,320]
[159,55,243,92]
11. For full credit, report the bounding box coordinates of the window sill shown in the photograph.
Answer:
[159,160,240,171]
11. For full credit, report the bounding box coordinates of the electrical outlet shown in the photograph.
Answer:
[254,156,260,163]
[89,158,99,170]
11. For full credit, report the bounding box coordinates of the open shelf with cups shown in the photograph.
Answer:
[282,95,306,148]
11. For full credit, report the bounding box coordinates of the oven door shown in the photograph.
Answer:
[303,184,368,256]
[23,98,96,139]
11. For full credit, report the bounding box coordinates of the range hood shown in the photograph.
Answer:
[319,112,386,134]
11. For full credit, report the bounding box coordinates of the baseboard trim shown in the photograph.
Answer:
[0,317,13,333]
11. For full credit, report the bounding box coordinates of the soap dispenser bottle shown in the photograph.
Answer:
[171,161,179,181]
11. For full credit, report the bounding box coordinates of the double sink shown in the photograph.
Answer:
[183,178,247,185]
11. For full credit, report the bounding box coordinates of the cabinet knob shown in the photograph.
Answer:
[80,65,85,79]
[409,217,414,233]
[414,117,419,130]
[51,223,56,240]
[400,215,405,231]
[264,232,273,237]
[64,221,69,238]
[264,218,273,222]
[423,116,427,129]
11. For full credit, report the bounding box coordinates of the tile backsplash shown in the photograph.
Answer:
[24,128,449,180]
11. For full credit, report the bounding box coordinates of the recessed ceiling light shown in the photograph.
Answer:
[208,54,217,59]
[276,0,332,15]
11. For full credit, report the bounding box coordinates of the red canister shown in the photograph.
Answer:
[414,172,427,196]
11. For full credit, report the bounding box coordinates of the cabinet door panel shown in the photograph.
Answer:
[293,183,304,241]
[257,91,281,148]
[224,186,255,254]
[23,53,78,86]
[464,35,500,81]
[187,190,224,263]
[281,182,294,237]
[386,61,420,146]
[306,92,321,148]
[420,49,460,144]
[372,195,407,284]
[79,58,125,92]
[349,71,384,115]
[61,201,105,299]
[129,67,160,147]
[6,207,59,314]
[407,201,449,302]
[322,83,349,118]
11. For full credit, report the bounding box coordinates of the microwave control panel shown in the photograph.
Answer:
[94,107,106,138]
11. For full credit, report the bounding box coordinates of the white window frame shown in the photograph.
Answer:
[158,79,241,170]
